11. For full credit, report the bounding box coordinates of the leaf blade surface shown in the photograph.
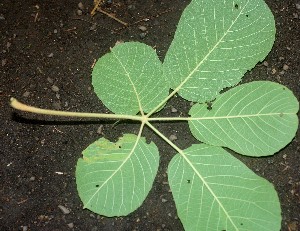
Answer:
[163,0,275,102]
[92,42,168,115]
[76,134,159,216]
[168,144,281,231]
[189,81,299,156]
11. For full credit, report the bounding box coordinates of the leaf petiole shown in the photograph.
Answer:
[10,98,142,121]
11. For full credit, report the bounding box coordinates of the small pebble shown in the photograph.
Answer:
[161,198,167,203]
[67,223,74,228]
[78,2,84,10]
[29,176,35,181]
[171,107,178,113]
[47,77,53,84]
[53,29,58,34]
[2,59,7,66]
[283,154,287,159]
[90,23,97,31]
[23,91,30,97]
[169,134,177,141]
[91,227,98,231]
[262,61,268,67]
[139,33,147,39]
[6,42,11,49]
[283,64,289,71]
[77,9,83,16]
[128,5,136,10]
[97,125,104,135]
[53,102,62,110]
[271,68,276,75]
[0,14,5,20]
[48,53,54,58]
[138,25,147,32]
[293,13,299,19]
[51,85,59,92]
[58,205,70,214]
[56,93,60,99]
[21,226,28,231]
[296,3,300,10]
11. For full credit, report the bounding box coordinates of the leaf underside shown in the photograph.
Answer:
[163,0,275,102]
[189,81,299,156]
[76,134,159,216]
[74,0,299,230]
[92,42,168,115]
[168,144,281,231]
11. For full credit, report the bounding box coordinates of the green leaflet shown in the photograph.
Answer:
[163,0,275,102]
[189,81,299,156]
[76,134,159,216]
[168,144,281,231]
[92,42,168,115]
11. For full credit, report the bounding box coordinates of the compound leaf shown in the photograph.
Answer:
[92,42,168,115]
[164,0,275,102]
[189,81,299,156]
[168,144,281,231]
[76,134,159,216]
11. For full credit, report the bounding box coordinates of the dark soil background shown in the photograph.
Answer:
[1,0,299,230]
